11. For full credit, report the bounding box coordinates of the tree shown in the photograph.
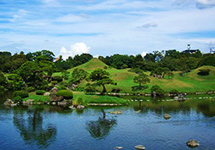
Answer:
[133,72,150,87]
[0,71,7,87]
[17,61,48,89]
[70,68,88,84]
[87,69,115,94]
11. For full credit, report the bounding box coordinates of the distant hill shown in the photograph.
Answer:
[54,58,215,93]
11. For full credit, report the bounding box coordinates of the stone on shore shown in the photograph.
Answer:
[77,105,85,109]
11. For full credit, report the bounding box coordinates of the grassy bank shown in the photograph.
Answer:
[53,58,215,93]
[22,91,129,105]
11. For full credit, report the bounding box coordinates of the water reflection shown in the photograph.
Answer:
[86,109,117,139]
[131,99,215,117]
[13,107,57,149]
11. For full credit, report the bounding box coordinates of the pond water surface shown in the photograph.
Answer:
[0,92,215,150]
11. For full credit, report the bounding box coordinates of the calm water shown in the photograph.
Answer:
[0,92,215,150]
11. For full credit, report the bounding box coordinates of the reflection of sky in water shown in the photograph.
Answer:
[0,100,214,150]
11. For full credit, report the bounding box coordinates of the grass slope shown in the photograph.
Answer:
[54,58,215,93]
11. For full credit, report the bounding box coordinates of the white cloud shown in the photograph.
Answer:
[141,51,147,57]
[56,14,87,23]
[59,42,90,59]
[196,0,215,8]
[93,55,99,58]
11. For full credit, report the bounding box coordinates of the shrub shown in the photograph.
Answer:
[27,87,35,92]
[13,96,22,103]
[52,76,63,82]
[51,81,58,86]
[13,90,29,98]
[104,66,108,69]
[7,74,18,80]
[0,86,5,92]
[151,85,165,97]
[56,85,67,90]
[56,90,73,99]
[197,69,210,76]
[169,89,179,96]
[36,90,46,95]
[77,97,84,105]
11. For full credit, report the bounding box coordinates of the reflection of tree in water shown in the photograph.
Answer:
[13,109,57,149]
[86,109,117,139]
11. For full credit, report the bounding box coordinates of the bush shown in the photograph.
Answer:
[51,81,58,86]
[104,66,108,70]
[0,86,5,92]
[151,85,165,97]
[77,97,84,105]
[169,89,179,95]
[13,96,22,103]
[52,76,63,82]
[56,85,67,90]
[27,87,35,92]
[13,90,29,98]
[56,90,73,99]
[197,69,210,76]
[7,74,18,80]
[36,90,46,95]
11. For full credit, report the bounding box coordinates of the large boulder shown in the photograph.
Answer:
[164,113,171,120]
[135,145,145,150]
[186,140,199,148]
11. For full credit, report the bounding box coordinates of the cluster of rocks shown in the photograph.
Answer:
[114,145,145,150]
[114,140,199,149]
[4,99,17,107]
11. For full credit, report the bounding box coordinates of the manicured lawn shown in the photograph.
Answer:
[23,94,50,102]
[53,58,215,93]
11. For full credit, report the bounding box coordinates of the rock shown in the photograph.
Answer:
[77,105,85,109]
[186,140,199,148]
[69,105,75,109]
[135,145,145,150]
[134,110,141,113]
[43,92,50,96]
[4,99,14,106]
[115,146,123,149]
[108,110,122,115]
[164,113,171,120]
[58,100,66,105]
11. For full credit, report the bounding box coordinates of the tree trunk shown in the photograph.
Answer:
[101,84,106,94]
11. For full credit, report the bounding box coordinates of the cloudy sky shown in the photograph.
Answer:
[0,0,215,59]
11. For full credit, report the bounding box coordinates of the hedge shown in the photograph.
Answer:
[56,90,73,99]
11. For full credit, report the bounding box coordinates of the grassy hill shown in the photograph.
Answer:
[53,58,215,93]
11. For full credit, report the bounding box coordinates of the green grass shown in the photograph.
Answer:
[53,58,215,93]
[23,94,50,102]
[73,92,129,105]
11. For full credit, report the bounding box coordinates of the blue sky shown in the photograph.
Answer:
[0,0,215,59]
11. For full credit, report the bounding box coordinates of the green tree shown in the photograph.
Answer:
[133,72,150,87]
[17,61,48,89]
[0,71,7,87]
[87,69,115,94]
[70,68,88,84]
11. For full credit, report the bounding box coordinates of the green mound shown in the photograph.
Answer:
[54,58,215,93]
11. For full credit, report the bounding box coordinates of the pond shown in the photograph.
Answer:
[0,92,215,150]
